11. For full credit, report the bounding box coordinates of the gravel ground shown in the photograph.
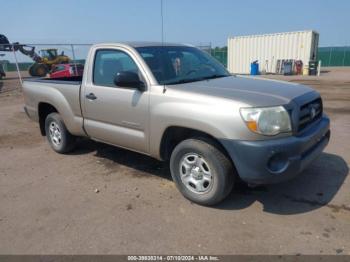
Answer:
[0,68,349,255]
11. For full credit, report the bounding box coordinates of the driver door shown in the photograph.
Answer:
[82,48,149,154]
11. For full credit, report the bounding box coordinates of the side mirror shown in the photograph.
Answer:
[114,71,146,92]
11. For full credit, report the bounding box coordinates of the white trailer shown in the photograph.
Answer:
[227,30,319,74]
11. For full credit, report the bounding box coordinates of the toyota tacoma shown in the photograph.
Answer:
[22,42,330,205]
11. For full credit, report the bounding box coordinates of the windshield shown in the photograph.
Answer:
[40,49,57,59]
[136,46,230,85]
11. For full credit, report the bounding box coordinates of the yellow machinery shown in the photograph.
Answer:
[0,34,71,77]
[28,48,70,77]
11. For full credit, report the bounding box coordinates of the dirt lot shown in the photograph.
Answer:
[0,69,349,255]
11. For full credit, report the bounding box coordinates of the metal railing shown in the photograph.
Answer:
[1,43,216,93]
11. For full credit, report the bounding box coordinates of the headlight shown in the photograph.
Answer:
[240,106,291,136]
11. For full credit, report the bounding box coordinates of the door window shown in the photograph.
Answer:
[93,49,140,87]
[51,65,65,73]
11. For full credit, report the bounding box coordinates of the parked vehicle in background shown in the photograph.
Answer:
[50,63,84,78]
[0,64,5,79]
[0,54,5,79]
[22,42,330,206]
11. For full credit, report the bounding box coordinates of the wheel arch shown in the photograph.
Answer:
[38,102,58,135]
[159,126,233,165]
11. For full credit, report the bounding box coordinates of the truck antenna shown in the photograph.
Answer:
[161,0,164,45]
[161,0,166,93]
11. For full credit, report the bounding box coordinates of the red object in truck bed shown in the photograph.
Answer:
[50,64,84,78]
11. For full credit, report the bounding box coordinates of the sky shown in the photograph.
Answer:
[1,0,350,47]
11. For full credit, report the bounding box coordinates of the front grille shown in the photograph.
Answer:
[297,98,323,132]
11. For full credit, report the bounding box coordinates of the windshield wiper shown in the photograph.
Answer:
[200,74,230,80]
[165,74,230,85]
[165,78,204,85]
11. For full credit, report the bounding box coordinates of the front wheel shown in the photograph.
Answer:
[170,138,234,206]
[45,113,76,153]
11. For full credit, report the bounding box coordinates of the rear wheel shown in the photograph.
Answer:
[45,113,76,153]
[170,138,234,206]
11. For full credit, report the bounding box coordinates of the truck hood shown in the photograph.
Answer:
[169,75,315,107]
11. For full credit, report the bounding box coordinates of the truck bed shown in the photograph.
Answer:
[22,75,85,136]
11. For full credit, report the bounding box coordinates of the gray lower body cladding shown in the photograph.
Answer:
[220,116,330,184]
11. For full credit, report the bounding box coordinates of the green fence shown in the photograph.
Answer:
[211,50,227,67]
[318,46,350,66]
[5,62,32,71]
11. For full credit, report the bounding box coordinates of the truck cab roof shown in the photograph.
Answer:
[92,42,191,49]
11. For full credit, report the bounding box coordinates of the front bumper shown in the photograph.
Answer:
[220,115,330,184]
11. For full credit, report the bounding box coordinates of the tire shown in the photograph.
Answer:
[44,113,76,153]
[29,63,48,77]
[35,64,48,77]
[28,64,35,76]
[170,138,234,206]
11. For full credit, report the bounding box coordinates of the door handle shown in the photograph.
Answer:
[86,93,97,100]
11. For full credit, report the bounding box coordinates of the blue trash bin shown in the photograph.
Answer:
[250,61,259,75]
